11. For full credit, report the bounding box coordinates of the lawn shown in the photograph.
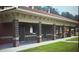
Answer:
[20,41,78,52]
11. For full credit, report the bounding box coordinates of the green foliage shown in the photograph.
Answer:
[0,6,5,9]
[61,12,74,19]
[33,6,78,20]
[74,15,79,21]
[34,6,59,15]
[34,6,43,10]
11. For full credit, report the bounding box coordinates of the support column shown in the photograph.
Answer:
[68,26,71,37]
[12,20,19,47]
[37,22,42,43]
[74,27,76,36]
[52,24,56,40]
[62,25,65,38]
[58,26,61,38]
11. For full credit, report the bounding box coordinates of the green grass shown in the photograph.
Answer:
[66,38,78,41]
[20,41,78,52]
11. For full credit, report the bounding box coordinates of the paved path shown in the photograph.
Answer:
[62,41,78,43]
[0,36,78,52]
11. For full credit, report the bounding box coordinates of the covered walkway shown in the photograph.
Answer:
[0,36,78,52]
[0,6,78,48]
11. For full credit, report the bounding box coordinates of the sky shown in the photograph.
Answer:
[53,6,78,16]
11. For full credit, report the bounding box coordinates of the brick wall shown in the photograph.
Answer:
[0,23,13,45]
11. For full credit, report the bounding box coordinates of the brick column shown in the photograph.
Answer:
[68,26,71,37]
[58,26,61,38]
[74,27,76,36]
[62,25,65,38]
[37,22,42,43]
[52,24,56,40]
[12,20,19,47]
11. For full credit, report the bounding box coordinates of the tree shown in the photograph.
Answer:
[61,12,74,19]
[74,15,79,21]
[50,7,59,15]
[34,6,42,10]
[0,6,5,9]
[0,6,12,9]
[33,6,60,15]
[42,6,59,15]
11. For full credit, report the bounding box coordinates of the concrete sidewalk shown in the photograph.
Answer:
[0,36,78,52]
[62,41,78,43]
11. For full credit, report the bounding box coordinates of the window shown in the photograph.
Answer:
[30,26,33,33]
[30,25,36,34]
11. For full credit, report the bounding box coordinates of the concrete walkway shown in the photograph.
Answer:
[0,36,78,52]
[62,41,78,43]
[63,41,79,43]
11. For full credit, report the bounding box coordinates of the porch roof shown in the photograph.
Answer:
[0,6,78,24]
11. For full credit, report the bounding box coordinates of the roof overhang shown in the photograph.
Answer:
[0,7,78,24]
